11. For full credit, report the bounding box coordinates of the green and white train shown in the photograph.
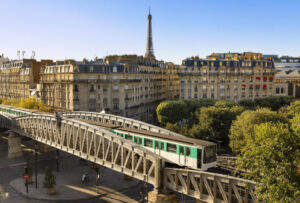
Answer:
[0,105,217,171]
[0,105,37,116]
[109,127,217,171]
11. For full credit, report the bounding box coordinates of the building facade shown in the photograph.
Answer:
[275,68,300,98]
[0,59,52,100]
[40,55,179,121]
[0,54,9,67]
[179,53,276,102]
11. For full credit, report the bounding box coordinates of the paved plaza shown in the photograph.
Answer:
[0,130,147,203]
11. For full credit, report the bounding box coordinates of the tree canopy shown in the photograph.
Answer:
[236,122,300,202]
[156,101,189,125]
[190,103,244,146]
[156,99,217,126]
[239,96,295,111]
[229,108,287,154]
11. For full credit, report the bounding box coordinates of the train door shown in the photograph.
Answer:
[179,146,186,166]
[155,141,163,157]
[197,149,202,169]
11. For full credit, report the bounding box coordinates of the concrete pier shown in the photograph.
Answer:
[148,190,178,203]
[8,131,22,159]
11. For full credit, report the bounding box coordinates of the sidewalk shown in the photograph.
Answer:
[10,164,140,201]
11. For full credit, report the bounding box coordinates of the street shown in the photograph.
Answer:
[0,130,145,203]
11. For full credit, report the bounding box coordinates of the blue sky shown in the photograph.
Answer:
[0,0,299,64]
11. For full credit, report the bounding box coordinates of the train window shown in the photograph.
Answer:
[167,143,176,153]
[135,137,142,145]
[155,141,164,150]
[145,139,153,147]
[203,146,216,163]
[186,148,191,156]
[127,135,132,141]
[179,146,184,155]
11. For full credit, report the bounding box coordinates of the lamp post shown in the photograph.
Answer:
[35,141,38,188]
[55,150,59,172]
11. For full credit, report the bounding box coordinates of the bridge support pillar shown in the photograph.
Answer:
[148,190,178,203]
[8,131,22,159]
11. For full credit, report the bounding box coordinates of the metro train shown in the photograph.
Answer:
[109,127,217,171]
[0,105,217,171]
[77,119,217,171]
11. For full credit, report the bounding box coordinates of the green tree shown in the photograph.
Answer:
[239,96,295,111]
[165,122,179,133]
[229,108,287,154]
[291,113,300,137]
[279,100,300,119]
[190,104,244,145]
[183,98,216,114]
[236,123,300,202]
[238,99,255,109]
[43,167,56,189]
[156,101,188,126]
[253,96,295,111]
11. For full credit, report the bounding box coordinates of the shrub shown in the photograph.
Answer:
[43,167,56,189]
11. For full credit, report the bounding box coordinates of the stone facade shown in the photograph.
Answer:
[180,53,276,102]
[275,69,300,98]
[0,59,52,100]
[40,55,180,122]
[8,131,23,159]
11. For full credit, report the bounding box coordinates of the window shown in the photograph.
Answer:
[103,86,108,92]
[145,139,153,147]
[126,135,133,141]
[203,146,216,163]
[103,98,107,107]
[180,146,184,155]
[167,143,177,153]
[186,148,191,156]
[135,137,142,145]
[155,141,164,150]
[74,84,79,92]
[179,146,191,156]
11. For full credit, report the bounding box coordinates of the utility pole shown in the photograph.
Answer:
[56,150,59,172]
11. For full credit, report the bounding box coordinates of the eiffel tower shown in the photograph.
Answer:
[145,9,155,60]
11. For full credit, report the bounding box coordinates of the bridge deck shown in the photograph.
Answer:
[0,105,257,203]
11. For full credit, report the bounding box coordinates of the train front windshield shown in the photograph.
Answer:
[203,145,216,163]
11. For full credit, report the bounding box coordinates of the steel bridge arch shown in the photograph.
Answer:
[0,114,163,189]
[61,111,185,137]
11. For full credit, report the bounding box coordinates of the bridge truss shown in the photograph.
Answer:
[0,106,258,203]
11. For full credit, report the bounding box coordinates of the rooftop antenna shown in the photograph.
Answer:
[31,51,36,59]
[17,51,20,60]
[22,51,26,59]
